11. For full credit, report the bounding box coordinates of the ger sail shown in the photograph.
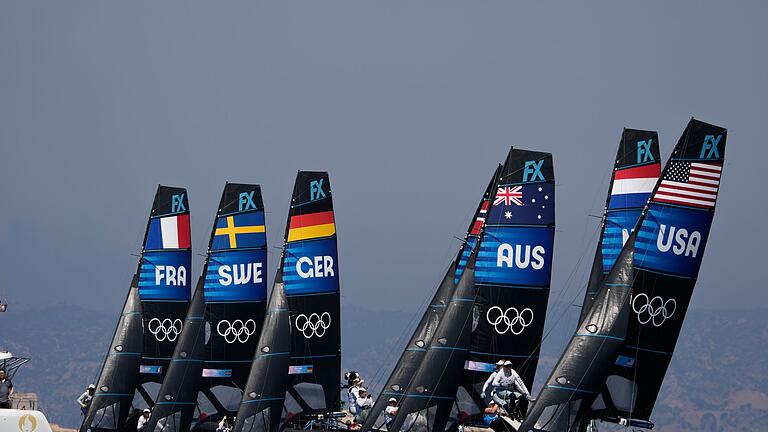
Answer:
[82,186,191,432]
[520,118,727,431]
[234,171,342,432]
[580,130,661,321]
[361,165,501,432]
[146,183,268,432]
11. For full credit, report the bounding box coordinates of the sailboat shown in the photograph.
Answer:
[233,171,342,432]
[520,118,727,431]
[82,186,192,432]
[145,183,268,432]
[383,148,557,432]
[360,166,502,432]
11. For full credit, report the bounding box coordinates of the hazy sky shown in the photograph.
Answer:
[1,1,765,319]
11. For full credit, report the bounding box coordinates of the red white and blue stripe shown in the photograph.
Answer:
[608,164,661,209]
[146,214,191,250]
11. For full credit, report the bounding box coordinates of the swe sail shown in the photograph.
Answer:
[82,186,191,432]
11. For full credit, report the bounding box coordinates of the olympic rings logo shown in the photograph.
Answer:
[486,306,534,335]
[216,319,257,343]
[632,294,676,327]
[295,312,332,338]
[148,318,183,342]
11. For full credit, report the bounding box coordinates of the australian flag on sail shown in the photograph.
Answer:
[486,183,554,226]
[608,164,660,209]
[211,211,266,250]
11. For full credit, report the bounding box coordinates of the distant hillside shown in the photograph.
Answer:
[1,303,766,430]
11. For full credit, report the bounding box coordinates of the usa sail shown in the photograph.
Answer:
[81,186,191,432]
[581,130,661,321]
[361,166,501,432]
[146,184,268,432]
[520,118,727,431]
[234,171,342,432]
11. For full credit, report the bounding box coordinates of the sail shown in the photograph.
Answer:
[465,149,555,398]
[591,119,727,425]
[385,252,479,432]
[283,171,341,414]
[520,118,727,431]
[580,130,661,321]
[82,186,191,432]
[146,183,268,432]
[361,166,501,431]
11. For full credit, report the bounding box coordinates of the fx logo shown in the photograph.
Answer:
[700,135,721,159]
[239,191,257,211]
[522,160,544,183]
[171,194,186,213]
[637,140,654,164]
[310,179,326,201]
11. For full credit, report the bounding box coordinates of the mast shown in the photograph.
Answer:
[81,186,191,432]
[146,183,268,432]
[520,118,727,430]
[360,166,501,432]
[580,130,661,321]
[234,170,342,432]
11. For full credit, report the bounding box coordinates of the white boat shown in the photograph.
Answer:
[0,409,54,432]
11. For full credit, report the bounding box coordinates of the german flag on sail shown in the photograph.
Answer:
[287,211,335,242]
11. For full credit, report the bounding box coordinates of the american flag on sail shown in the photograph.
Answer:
[654,161,722,208]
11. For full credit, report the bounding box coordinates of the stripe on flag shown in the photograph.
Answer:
[146,214,191,249]
[288,211,336,242]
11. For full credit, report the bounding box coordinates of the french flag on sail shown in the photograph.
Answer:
[608,164,660,209]
[146,214,191,249]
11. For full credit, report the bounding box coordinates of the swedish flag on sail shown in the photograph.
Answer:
[212,211,266,250]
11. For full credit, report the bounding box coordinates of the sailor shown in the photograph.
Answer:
[217,416,233,432]
[346,377,363,415]
[480,359,506,399]
[136,408,151,431]
[383,397,398,427]
[483,401,511,432]
[353,387,373,422]
[76,384,96,415]
[0,368,14,409]
[491,361,531,419]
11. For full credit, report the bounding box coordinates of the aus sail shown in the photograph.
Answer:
[81,186,191,432]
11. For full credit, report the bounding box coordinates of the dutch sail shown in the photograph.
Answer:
[234,171,342,432]
[520,118,727,431]
[361,166,501,431]
[580,130,661,321]
[82,186,191,432]
[146,183,268,432]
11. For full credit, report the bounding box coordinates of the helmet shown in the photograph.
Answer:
[503,360,513,366]
[143,408,151,413]
[388,398,397,403]
[88,384,96,389]
[495,360,505,366]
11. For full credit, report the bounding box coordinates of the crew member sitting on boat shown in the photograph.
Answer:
[483,401,512,432]
[76,384,95,415]
[137,408,151,431]
[384,397,398,427]
[491,361,531,419]
[480,360,506,399]
[346,378,373,422]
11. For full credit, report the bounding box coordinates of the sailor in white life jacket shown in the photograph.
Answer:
[491,360,532,417]
[346,378,373,422]
[480,359,506,399]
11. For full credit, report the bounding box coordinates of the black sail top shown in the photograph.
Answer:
[146,183,267,432]
[361,166,501,432]
[81,186,191,432]
[581,130,661,321]
[521,118,727,430]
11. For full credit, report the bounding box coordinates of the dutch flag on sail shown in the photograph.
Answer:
[146,214,191,249]
[608,164,660,209]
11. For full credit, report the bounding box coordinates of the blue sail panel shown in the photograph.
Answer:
[204,249,268,302]
[475,226,555,287]
[601,209,642,271]
[138,250,192,300]
[283,237,339,295]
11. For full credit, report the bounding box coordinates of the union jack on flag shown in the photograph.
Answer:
[494,186,524,206]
